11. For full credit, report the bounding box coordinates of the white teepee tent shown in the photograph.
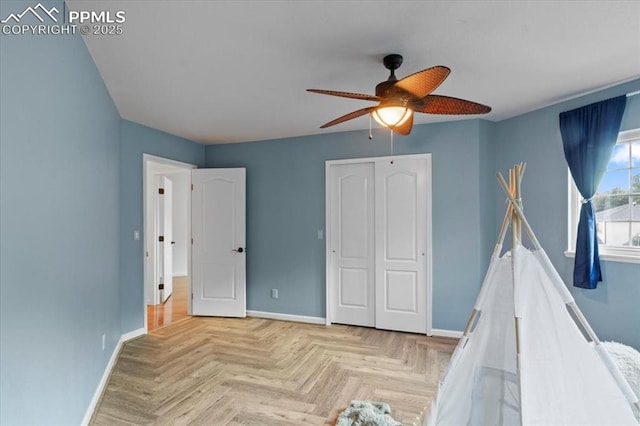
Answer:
[427,164,639,425]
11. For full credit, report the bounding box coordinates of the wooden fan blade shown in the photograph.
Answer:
[320,107,377,128]
[394,66,450,98]
[307,89,379,102]
[414,95,491,115]
[393,113,413,136]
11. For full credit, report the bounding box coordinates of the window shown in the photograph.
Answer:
[567,128,640,263]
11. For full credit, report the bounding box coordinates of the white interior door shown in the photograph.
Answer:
[191,168,246,317]
[329,162,375,327]
[156,175,174,303]
[375,157,428,334]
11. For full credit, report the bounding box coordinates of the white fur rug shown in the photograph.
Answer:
[603,341,640,422]
[335,401,401,426]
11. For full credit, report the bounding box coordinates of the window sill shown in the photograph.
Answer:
[564,249,640,264]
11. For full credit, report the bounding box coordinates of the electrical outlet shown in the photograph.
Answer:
[271,289,278,299]
[102,334,106,351]
[317,229,324,240]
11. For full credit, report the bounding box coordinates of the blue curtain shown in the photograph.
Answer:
[559,96,626,289]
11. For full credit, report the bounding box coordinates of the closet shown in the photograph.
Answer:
[326,154,432,334]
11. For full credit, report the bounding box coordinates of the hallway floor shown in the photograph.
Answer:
[147,276,189,331]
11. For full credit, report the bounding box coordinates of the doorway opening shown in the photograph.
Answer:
[143,154,196,332]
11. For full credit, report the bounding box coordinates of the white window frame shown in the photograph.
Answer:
[566,128,640,264]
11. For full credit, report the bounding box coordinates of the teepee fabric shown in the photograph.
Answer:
[427,165,638,425]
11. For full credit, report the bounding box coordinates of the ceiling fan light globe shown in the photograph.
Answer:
[371,106,413,128]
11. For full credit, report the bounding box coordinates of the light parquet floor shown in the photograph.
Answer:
[91,317,456,426]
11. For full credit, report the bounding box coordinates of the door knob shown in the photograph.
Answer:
[232,247,245,253]
[171,241,176,245]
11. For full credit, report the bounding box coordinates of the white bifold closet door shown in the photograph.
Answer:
[330,162,376,327]
[328,155,430,334]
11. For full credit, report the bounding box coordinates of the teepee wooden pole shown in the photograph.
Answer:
[496,203,513,249]
[495,164,526,250]
[510,168,517,248]
[515,163,523,244]
[497,172,542,250]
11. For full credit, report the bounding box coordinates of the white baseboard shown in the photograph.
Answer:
[81,327,145,426]
[121,327,145,342]
[247,310,326,325]
[430,328,463,339]
[246,311,461,336]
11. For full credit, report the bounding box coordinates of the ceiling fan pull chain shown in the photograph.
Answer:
[369,116,373,140]
[390,129,394,155]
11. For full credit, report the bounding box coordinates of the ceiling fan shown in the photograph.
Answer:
[308,54,491,136]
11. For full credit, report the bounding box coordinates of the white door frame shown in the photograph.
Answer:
[325,153,433,335]
[142,154,196,332]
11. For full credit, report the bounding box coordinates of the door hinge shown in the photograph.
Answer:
[191,238,193,245]
[159,235,164,242]
[158,283,164,290]
[191,292,193,300]
[191,183,194,191]
[158,188,164,195]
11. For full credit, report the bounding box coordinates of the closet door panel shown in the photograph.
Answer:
[375,158,428,334]
[329,162,375,327]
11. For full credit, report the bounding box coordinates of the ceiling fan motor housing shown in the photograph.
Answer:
[375,80,411,105]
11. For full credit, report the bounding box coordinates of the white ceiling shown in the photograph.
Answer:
[69,1,640,144]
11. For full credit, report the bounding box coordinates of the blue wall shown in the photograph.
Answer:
[206,121,492,330]
[0,1,121,423]
[119,120,205,332]
[494,78,640,349]
[478,120,498,270]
